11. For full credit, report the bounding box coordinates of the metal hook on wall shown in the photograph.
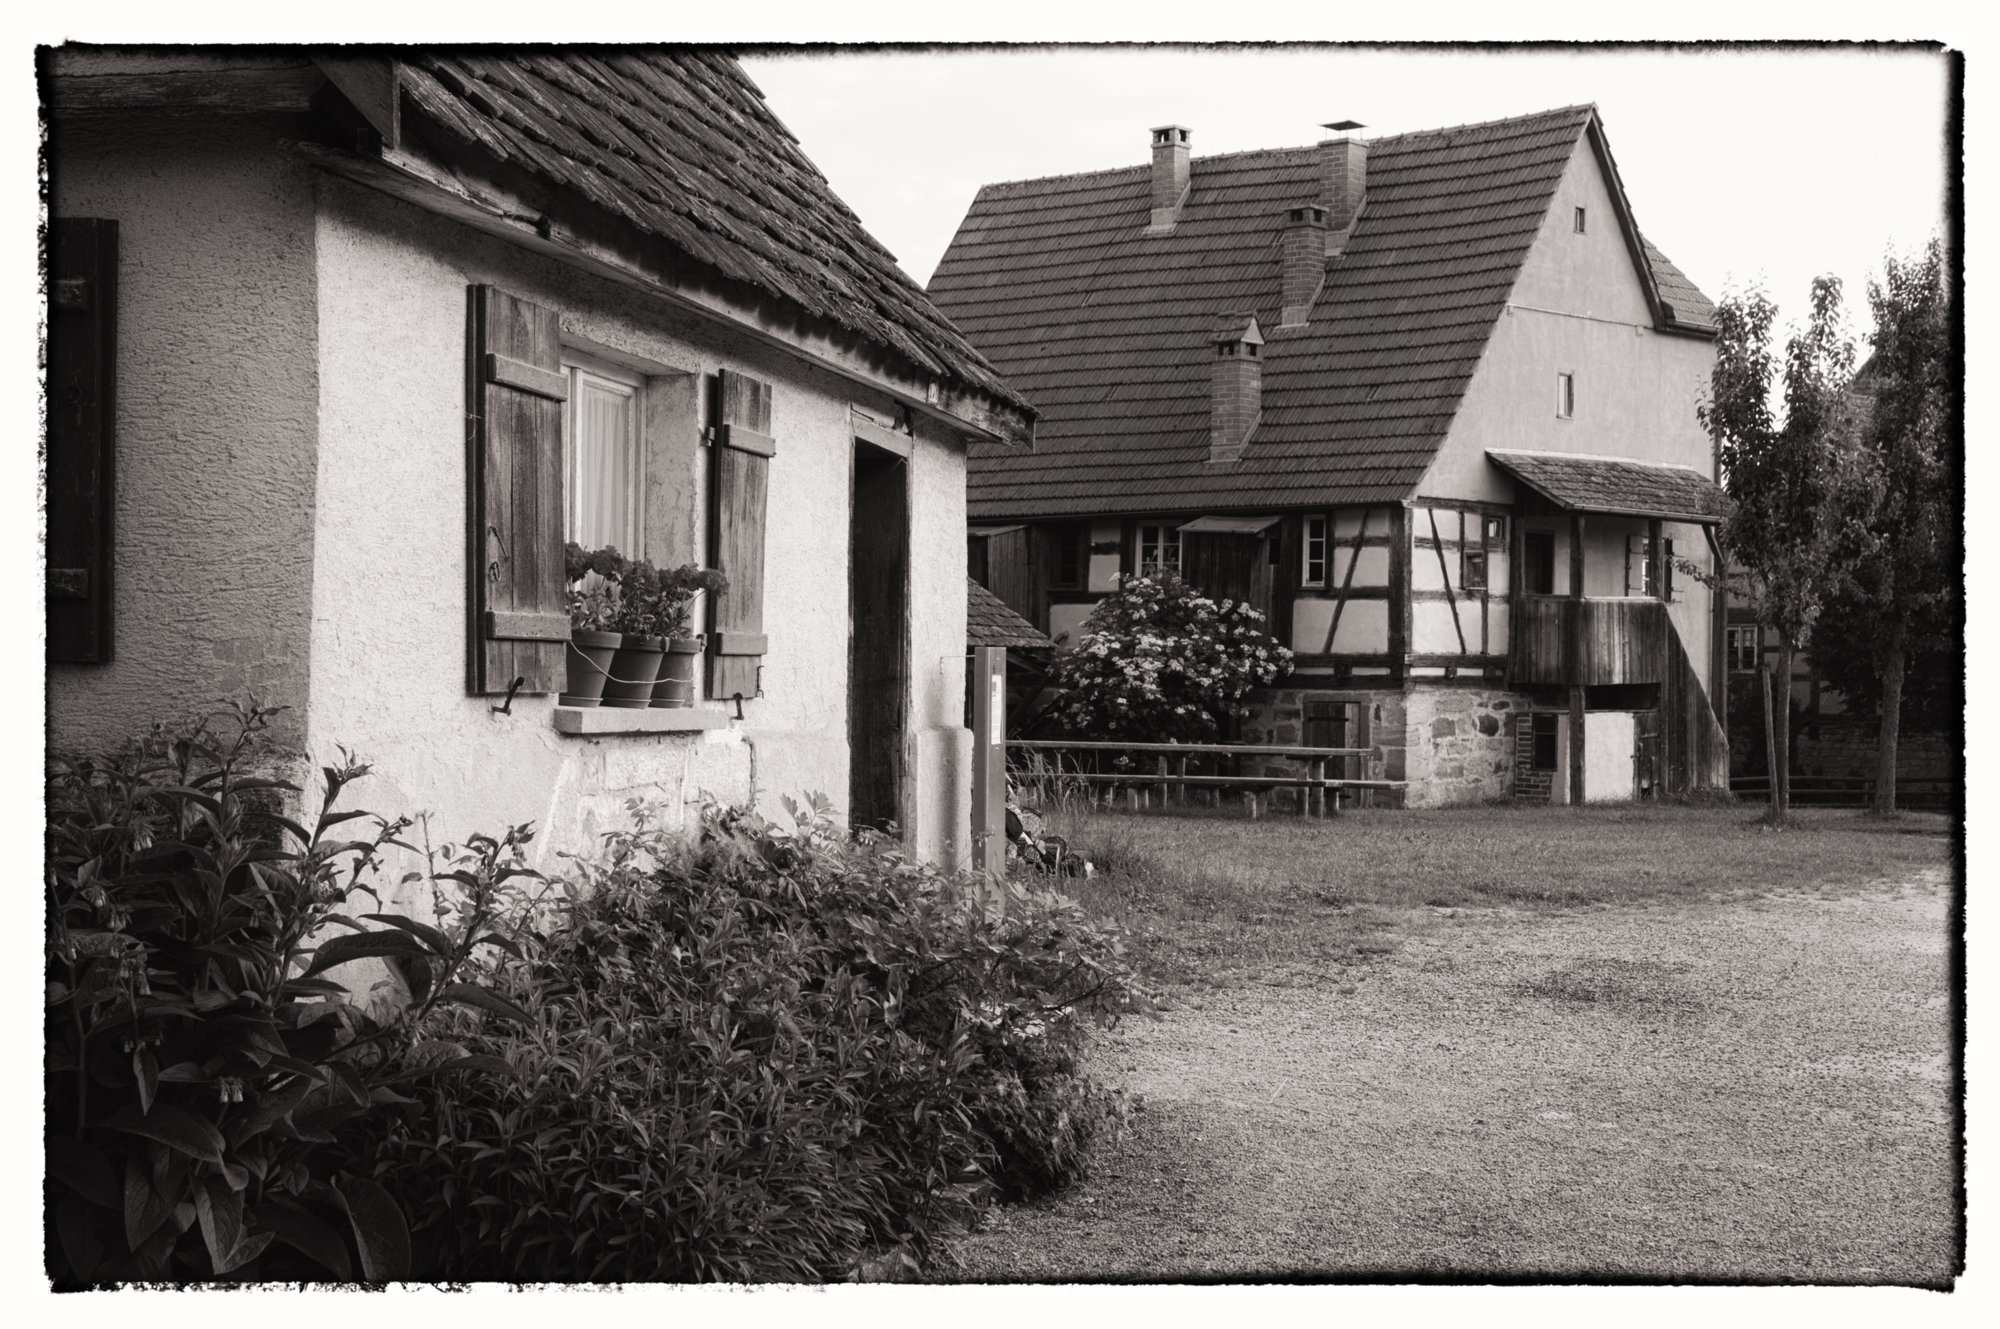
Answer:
[491,676,525,715]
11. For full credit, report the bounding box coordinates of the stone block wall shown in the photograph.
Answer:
[1240,683,1529,809]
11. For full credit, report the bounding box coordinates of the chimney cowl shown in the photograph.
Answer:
[1147,124,1192,234]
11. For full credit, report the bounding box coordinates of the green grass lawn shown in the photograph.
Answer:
[1043,802,1955,989]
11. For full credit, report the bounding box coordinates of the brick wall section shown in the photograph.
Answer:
[1152,127,1190,215]
[1513,711,1554,804]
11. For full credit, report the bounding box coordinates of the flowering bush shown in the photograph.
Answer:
[564,542,627,632]
[1047,572,1293,742]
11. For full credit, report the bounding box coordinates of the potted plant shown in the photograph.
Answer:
[648,565,727,708]
[559,542,627,708]
[601,557,668,709]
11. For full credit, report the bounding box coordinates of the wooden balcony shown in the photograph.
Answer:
[1509,596,1668,687]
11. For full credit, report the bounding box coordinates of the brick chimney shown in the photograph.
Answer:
[1209,312,1264,464]
[1319,124,1368,258]
[1148,125,1191,233]
[1280,204,1328,328]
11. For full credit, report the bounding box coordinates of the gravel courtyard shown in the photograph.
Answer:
[945,849,1957,1283]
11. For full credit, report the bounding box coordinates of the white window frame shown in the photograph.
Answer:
[1727,625,1761,673]
[1556,371,1575,420]
[562,351,646,558]
[1138,522,1182,577]
[1302,515,1328,587]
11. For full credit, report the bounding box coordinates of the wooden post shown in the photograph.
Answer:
[1760,662,1779,821]
[969,647,1007,916]
[1156,754,1168,807]
[1178,754,1189,807]
[1649,517,1671,798]
[1390,505,1412,684]
[1568,511,1587,807]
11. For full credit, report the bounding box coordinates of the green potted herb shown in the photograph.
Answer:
[560,543,627,708]
[602,558,668,709]
[649,565,727,708]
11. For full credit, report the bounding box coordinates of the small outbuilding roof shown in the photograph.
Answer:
[1486,449,1730,524]
[967,578,1053,650]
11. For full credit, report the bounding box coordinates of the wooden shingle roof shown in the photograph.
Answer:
[967,577,1053,649]
[1487,450,1729,523]
[395,52,1028,415]
[930,105,1716,519]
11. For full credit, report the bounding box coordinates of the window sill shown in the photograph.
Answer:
[553,706,730,736]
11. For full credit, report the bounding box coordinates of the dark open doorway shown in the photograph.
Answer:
[849,443,909,833]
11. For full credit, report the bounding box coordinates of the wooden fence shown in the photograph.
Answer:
[1006,738,1402,818]
[1728,774,1954,812]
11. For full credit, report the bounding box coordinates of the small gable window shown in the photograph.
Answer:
[1462,549,1489,592]
[1556,372,1575,420]
[1573,206,1587,234]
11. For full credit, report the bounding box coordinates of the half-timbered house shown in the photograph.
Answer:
[43,49,1033,873]
[933,105,1730,806]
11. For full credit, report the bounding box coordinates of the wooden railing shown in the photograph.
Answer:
[1006,738,1400,818]
[1510,596,1669,687]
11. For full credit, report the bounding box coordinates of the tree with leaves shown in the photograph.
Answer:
[1814,237,1953,814]
[1699,275,1865,824]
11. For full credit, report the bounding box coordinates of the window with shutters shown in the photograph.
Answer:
[562,353,645,557]
[1625,533,1679,599]
[48,218,118,664]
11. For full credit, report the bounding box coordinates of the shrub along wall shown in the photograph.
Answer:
[46,706,1144,1286]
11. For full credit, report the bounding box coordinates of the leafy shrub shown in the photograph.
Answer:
[370,796,1146,1281]
[1048,571,1293,742]
[44,704,525,1285]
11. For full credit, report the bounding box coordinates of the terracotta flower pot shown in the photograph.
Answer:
[602,634,666,709]
[651,636,702,708]
[559,629,623,708]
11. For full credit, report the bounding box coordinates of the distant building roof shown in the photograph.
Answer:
[930,104,1717,519]
[396,53,1029,417]
[967,578,1053,650]
[1487,449,1730,523]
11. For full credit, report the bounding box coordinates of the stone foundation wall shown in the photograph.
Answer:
[1240,684,1529,809]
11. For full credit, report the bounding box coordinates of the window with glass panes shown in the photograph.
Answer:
[1302,515,1328,585]
[563,353,645,556]
[1138,522,1181,576]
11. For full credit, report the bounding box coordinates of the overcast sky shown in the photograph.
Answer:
[743,45,1950,341]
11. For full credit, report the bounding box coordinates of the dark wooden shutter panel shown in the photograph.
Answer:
[48,218,117,664]
[708,369,773,700]
[468,285,568,696]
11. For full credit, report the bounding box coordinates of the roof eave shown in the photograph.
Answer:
[302,132,1036,447]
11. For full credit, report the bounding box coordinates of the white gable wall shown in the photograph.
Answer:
[1419,130,1716,502]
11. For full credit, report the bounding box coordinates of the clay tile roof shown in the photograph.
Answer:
[929,104,1716,518]
[395,52,1028,416]
[1486,449,1730,523]
[967,577,1053,650]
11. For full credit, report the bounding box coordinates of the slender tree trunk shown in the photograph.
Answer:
[1773,639,1796,824]
[1760,661,1780,824]
[1873,634,1906,816]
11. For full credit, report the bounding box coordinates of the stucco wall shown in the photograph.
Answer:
[1420,132,1717,499]
[308,179,970,902]
[46,116,321,759]
[1418,132,1719,690]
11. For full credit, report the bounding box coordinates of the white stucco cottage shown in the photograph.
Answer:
[43,50,1034,873]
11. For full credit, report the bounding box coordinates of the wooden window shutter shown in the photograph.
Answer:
[708,368,773,701]
[47,218,118,664]
[467,284,569,695]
